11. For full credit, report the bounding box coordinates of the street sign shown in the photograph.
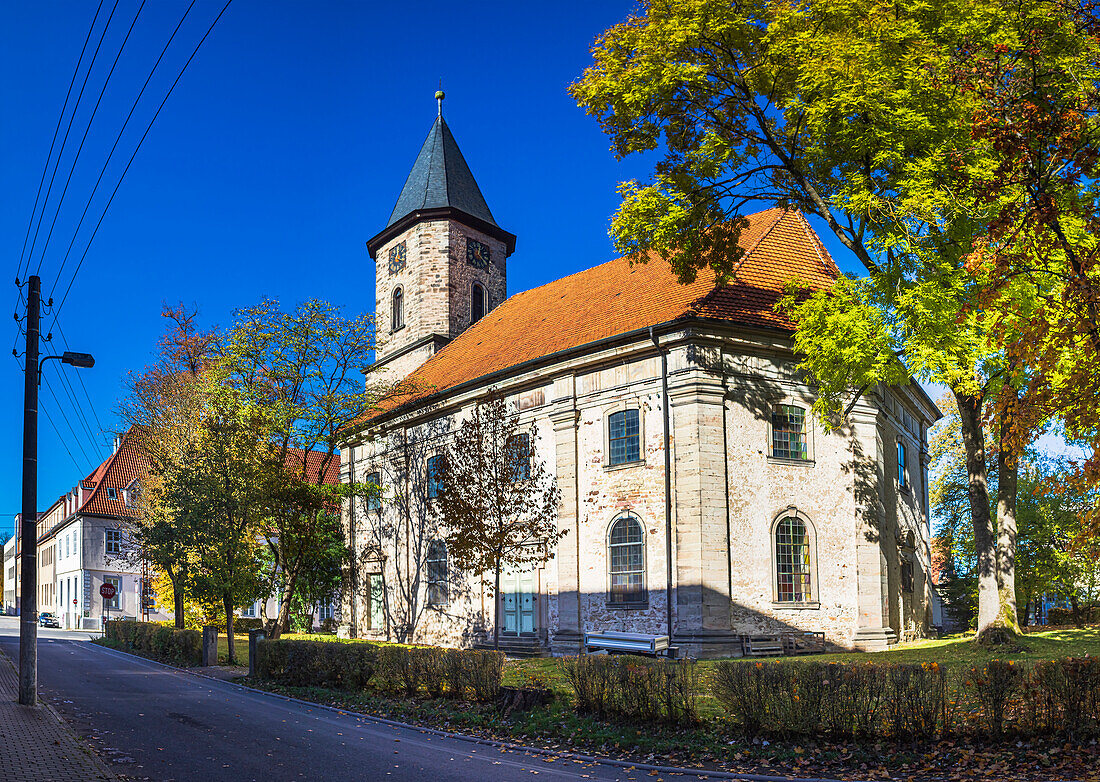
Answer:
[99,583,117,600]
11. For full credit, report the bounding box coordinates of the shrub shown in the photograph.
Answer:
[107,620,201,666]
[886,663,946,739]
[1030,657,1100,737]
[376,645,418,695]
[254,639,377,690]
[561,655,697,724]
[413,647,448,698]
[372,645,503,702]
[452,648,505,702]
[967,660,1024,737]
[819,663,886,738]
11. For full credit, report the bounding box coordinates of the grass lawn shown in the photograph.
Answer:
[217,634,251,667]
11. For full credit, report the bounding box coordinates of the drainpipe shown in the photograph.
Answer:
[650,327,674,642]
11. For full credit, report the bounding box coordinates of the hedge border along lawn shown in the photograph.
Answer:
[245,627,1100,781]
[100,619,202,666]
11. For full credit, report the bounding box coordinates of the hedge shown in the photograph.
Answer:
[254,639,377,690]
[560,654,698,724]
[711,658,1100,740]
[108,620,202,666]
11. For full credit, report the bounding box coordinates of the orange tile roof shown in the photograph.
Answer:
[363,208,838,424]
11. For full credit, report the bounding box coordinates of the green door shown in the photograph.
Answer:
[368,574,384,631]
[501,566,537,635]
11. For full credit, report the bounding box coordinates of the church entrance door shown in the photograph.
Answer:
[500,565,537,635]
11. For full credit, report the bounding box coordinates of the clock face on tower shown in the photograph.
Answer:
[466,238,491,270]
[387,241,407,275]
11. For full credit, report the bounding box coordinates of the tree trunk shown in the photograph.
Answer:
[493,563,501,651]
[995,440,1021,637]
[224,592,236,664]
[955,391,1006,643]
[272,563,300,640]
[172,577,185,630]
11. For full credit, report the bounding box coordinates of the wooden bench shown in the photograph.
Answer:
[742,635,785,656]
[584,631,671,657]
[782,631,827,655]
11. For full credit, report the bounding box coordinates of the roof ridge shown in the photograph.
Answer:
[794,211,841,278]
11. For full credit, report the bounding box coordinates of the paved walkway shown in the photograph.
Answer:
[0,650,116,781]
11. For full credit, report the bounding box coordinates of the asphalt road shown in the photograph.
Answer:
[0,617,734,782]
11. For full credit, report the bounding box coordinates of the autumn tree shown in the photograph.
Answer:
[118,304,213,628]
[434,394,564,650]
[215,299,390,638]
[571,0,1050,640]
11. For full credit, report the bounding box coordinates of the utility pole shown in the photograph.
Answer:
[18,275,40,706]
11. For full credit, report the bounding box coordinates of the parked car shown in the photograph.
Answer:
[38,612,59,628]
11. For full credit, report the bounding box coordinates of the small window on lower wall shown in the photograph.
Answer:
[608,513,646,606]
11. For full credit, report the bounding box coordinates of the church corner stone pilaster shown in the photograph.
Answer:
[548,391,582,655]
[849,400,896,651]
[668,376,738,656]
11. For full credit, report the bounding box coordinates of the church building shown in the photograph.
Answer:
[338,96,940,657]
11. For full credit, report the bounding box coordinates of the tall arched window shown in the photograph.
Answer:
[608,514,646,606]
[774,515,814,602]
[364,471,381,512]
[471,283,486,324]
[392,287,404,330]
[427,540,448,606]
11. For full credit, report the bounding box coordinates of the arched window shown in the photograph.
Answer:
[774,515,813,602]
[608,514,646,606]
[471,283,486,324]
[392,287,404,330]
[427,539,448,606]
[426,455,444,499]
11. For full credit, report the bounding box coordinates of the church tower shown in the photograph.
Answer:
[367,92,516,381]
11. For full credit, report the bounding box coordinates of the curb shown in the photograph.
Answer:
[87,639,865,782]
[0,649,119,780]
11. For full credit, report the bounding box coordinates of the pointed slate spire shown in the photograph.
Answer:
[385,92,498,229]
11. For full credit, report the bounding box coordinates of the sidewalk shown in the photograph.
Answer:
[0,651,115,781]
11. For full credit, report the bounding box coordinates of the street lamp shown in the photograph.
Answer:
[39,350,96,381]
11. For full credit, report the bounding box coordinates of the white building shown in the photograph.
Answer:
[338,102,940,657]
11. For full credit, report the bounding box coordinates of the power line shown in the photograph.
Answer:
[40,389,88,475]
[41,378,94,474]
[14,0,105,287]
[49,360,102,460]
[33,0,148,277]
[22,0,122,283]
[49,0,198,300]
[47,0,235,334]
[54,320,109,445]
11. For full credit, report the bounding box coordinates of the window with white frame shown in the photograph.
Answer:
[105,528,121,555]
[104,576,121,610]
[774,515,814,603]
[608,409,640,466]
[240,601,257,618]
[318,599,334,621]
[771,405,808,460]
[608,514,646,606]
[427,539,448,606]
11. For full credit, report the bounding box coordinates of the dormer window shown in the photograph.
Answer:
[107,487,118,501]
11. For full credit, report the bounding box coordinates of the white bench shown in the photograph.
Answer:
[584,631,671,656]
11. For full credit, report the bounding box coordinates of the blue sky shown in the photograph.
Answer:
[0,1,878,539]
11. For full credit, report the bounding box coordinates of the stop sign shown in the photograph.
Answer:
[99,583,117,600]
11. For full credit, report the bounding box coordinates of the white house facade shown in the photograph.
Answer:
[338,101,940,658]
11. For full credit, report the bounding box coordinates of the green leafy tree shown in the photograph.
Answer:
[215,299,391,638]
[571,0,1050,640]
[434,393,564,650]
